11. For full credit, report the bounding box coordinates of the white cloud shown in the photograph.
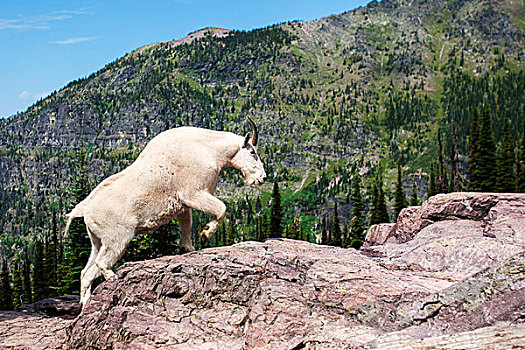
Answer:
[18,91,32,99]
[34,91,51,100]
[18,90,51,101]
[0,8,92,31]
[49,36,98,45]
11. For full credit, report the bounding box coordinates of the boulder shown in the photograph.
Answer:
[0,311,70,349]
[18,295,81,319]
[389,206,432,244]
[66,239,525,349]
[363,223,395,247]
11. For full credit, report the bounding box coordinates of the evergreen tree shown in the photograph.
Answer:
[321,217,329,245]
[437,128,447,193]
[427,163,438,198]
[269,181,283,238]
[32,238,47,302]
[468,109,481,190]
[377,176,390,223]
[226,211,235,246]
[0,259,13,310]
[369,182,381,226]
[44,229,58,298]
[476,107,497,191]
[370,174,389,225]
[410,176,419,206]
[495,119,517,192]
[287,217,300,241]
[394,165,407,220]
[12,261,24,309]
[519,128,525,192]
[22,246,32,304]
[450,120,462,192]
[61,142,92,294]
[329,202,342,247]
[348,175,366,249]
[220,221,227,246]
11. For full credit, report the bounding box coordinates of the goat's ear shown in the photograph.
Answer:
[243,133,250,148]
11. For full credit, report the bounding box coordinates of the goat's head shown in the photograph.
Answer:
[231,117,266,186]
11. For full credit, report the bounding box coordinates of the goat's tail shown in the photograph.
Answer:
[63,203,85,237]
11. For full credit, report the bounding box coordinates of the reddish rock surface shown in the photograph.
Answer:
[2,193,524,349]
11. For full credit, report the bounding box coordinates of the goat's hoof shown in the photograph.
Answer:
[180,245,195,254]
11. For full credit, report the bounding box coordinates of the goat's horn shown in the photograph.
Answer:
[246,117,258,146]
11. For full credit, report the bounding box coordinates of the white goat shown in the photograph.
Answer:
[64,119,266,307]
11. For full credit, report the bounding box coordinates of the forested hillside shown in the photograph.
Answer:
[0,0,524,306]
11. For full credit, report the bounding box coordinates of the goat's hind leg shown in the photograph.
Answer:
[80,228,102,307]
[95,229,134,281]
[176,208,194,253]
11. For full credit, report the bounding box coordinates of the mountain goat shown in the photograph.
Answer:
[65,118,266,307]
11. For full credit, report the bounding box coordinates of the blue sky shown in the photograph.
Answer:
[1,0,371,118]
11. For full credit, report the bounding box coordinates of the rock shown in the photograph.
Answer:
[3,193,524,349]
[66,239,455,349]
[0,311,69,349]
[389,206,432,244]
[419,192,502,221]
[66,238,525,349]
[366,219,524,281]
[372,323,525,350]
[18,295,81,319]
[363,223,395,247]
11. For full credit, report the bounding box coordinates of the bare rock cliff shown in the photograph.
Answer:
[64,193,525,349]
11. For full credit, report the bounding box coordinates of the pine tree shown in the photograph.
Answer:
[12,261,24,309]
[287,217,300,241]
[220,221,227,246]
[32,238,47,302]
[468,109,481,190]
[394,165,407,220]
[369,182,381,226]
[370,174,389,225]
[410,176,419,206]
[0,259,13,310]
[348,174,366,249]
[61,142,92,294]
[437,128,447,193]
[44,229,58,298]
[226,211,235,246]
[518,128,525,192]
[22,246,32,304]
[427,163,438,198]
[330,202,342,247]
[450,120,462,192]
[377,176,390,223]
[321,217,329,245]
[495,119,517,192]
[269,181,283,238]
[476,107,497,191]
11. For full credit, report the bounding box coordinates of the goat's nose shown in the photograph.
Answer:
[262,175,267,182]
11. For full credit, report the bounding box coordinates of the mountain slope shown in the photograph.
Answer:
[0,0,524,256]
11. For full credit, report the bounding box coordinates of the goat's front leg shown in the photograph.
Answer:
[185,192,226,241]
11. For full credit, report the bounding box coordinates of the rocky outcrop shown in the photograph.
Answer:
[0,311,70,350]
[2,193,524,349]
[62,193,525,349]
[364,192,525,248]
[18,295,81,319]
